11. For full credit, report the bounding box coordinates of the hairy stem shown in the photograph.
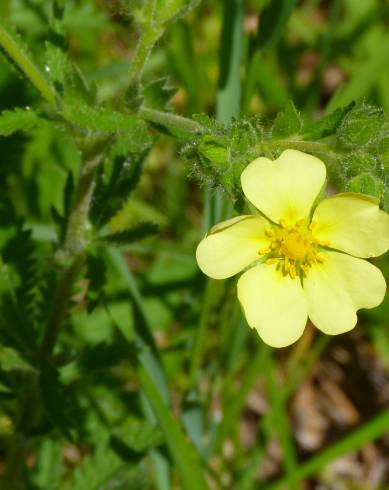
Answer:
[0,22,57,106]
[139,107,205,134]
[128,0,161,83]
[40,254,84,357]
[40,149,101,358]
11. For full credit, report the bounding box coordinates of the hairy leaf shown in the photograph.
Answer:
[101,222,159,246]
[0,108,41,136]
[272,100,302,138]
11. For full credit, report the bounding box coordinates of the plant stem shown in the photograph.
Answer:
[139,107,205,134]
[262,138,336,157]
[128,0,161,83]
[40,149,100,358]
[40,254,84,357]
[0,22,57,106]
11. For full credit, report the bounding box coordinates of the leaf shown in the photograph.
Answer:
[156,0,200,25]
[255,0,298,51]
[346,172,384,199]
[90,143,149,227]
[62,445,149,490]
[303,102,355,140]
[61,105,146,133]
[0,108,41,136]
[86,252,107,313]
[39,361,77,438]
[272,100,302,137]
[142,78,176,111]
[337,103,386,148]
[1,225,41,350]
[113,416,162,454]
[101,222,159,246]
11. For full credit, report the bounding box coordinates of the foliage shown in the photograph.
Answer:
[0,1,389,489]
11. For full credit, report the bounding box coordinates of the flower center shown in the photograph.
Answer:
[261,220,328,279]
[280,231,310,261]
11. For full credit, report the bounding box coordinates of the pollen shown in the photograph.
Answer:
[264,220,328,279]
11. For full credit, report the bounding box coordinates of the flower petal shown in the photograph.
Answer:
[304,251,386,335]
[237,263,307,347]
[240,149,326,225]
[196,215,271,279]
[311,193,389,258]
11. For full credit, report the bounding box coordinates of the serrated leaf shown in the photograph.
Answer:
[61,106,145,133]
[45,41,69,93]
[101,222,159,246]
[272,100,302,137]
[86,253,107,313]
[303,102,355,140]
[142,78,176,110]
[112,416,162,454]
[0,108,41,136]
[62,445,148,490]
[337,103,385,148]
[91,146,149,227]
[39,361,76,438]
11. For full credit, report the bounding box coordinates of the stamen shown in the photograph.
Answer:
[259,247,271,255]
[264,220,326,278]
[266,258,278,265]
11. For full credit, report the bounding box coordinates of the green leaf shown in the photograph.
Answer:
[346,172,384,199]
[142,78,176,111]
[85,252,107,313]
[112,416,163,455]
[337,103,385,148]
[136,363,210,490]
[272,100,302,137]
[255,0,298,51]
[61,106,146,133]
[303,102,355,140]
[39,362,76,437]
[0,108,41,136]
[341,151,379,178]
[101,222,159,246]
[62,445,149,490]
[156,0,200,25]
[91,141,149,227]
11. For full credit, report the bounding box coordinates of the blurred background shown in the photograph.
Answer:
[1,1,389,489]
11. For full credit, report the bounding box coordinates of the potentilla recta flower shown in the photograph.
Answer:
[196,149,389,347]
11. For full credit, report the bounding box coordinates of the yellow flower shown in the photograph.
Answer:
[196,149,389,348]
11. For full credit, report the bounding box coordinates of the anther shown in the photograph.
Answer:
[266,258,278,265]
[259,247,271,255]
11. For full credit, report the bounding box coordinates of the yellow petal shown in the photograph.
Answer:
[311,193,389,258]
[237,263,307,347]
[196,215,271,279]
[304,251,386,335]
[240,149,326,225]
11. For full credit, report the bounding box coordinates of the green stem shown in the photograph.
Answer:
[40,254,84,357]
[40,149,100,357]
[0,23,57,106]
[139,107,205,134]
[128,0,161,83]
[263,138,336,157]
[63,154,100,256]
